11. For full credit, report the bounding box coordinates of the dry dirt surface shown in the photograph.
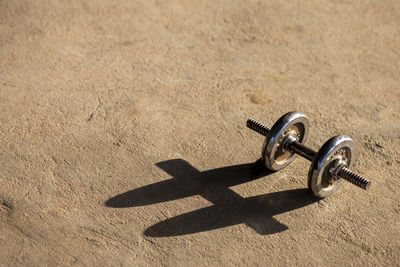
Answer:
[1,0,400,266]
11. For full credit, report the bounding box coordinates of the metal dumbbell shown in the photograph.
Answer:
[246,112,371,198]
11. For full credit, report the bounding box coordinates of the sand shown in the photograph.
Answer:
[1,0,399,265]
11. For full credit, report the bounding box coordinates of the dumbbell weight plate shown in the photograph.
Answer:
[308,135,355,198]
[262,112,309,171]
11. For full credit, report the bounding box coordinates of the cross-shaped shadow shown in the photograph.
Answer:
[105,159,318,237]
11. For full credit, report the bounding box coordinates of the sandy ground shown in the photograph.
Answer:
[1,0,400,265]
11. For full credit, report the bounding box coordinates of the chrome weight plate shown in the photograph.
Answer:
[308,135,355,198]
[262,112,309,171]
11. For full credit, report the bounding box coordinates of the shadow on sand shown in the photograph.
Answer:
[105,158,318,237]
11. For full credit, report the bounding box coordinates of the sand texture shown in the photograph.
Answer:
[1,0,400,265]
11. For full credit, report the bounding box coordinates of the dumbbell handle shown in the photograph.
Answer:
[247,118,371,190]
[287,141,316,162]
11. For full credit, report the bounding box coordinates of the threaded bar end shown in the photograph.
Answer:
[338,167,371,190]
[246,118,270,136]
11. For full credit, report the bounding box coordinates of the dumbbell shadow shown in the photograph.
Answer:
[105,159,318,237]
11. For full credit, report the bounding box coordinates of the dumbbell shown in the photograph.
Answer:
[246,112,371,198]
